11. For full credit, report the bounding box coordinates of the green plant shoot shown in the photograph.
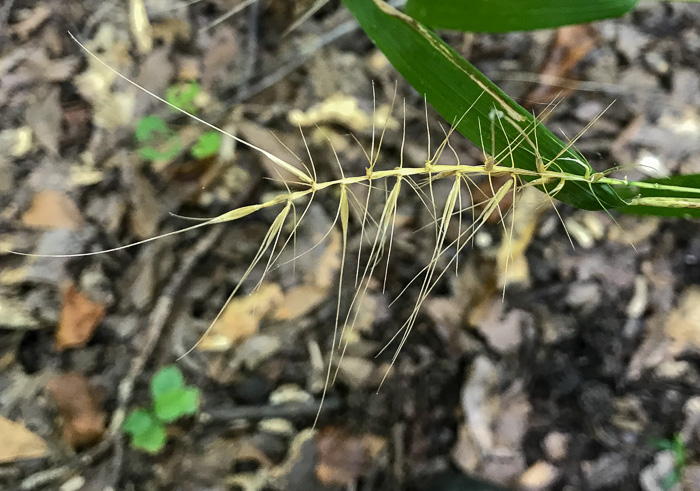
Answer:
[134,115,182,162]
[166,81,201,114]
[123,365,200,454]
[191,131,222,159]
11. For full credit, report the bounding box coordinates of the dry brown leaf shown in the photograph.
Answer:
[666,286,700,351]
[56,283,106,351]
[46,372,106,448]
[0,416,48,463]
[524,25,599,109]
[126,167,162,239]
[315,428,386,486]
[22,190,85,231]
[273,285,326,321]
[198,284,284,352]
[312,229,341,290]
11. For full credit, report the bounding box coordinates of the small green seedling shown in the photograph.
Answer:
[653,433,687,490]
[134,114,182,161]
[166,81,201,114]
[191,130,222,159]
[123,365,200,454]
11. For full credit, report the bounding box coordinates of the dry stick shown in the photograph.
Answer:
[233,0,406,102]
[18,226,224,491]
[204,397,342,422]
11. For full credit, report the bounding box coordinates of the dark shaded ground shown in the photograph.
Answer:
[1,1,700,490]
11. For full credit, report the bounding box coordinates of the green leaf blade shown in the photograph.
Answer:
[342,0,626,211]
[404,0,641,32]
[619,174,700,218]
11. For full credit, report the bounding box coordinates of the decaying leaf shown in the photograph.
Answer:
[453,357,530,484]
[21,190,85,231]
[0,416,48,463]
[198,284,284,352]
[56,283,106,351]
[315,428,386,486]
[524,25,599,109]
[46,372,106,448]
[25,87,62,156]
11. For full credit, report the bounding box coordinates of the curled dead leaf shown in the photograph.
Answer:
[56,283,106,351]
[46,372,106,449]
[315,428,386,486]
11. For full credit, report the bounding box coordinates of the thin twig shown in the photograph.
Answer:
[106,226,224,486]
[240,0,260,96]
[234,18,358,102]
[234,0,406,102]
[204,397,343,422]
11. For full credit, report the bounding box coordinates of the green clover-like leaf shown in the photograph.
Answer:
[166,82,201,114]
[190,131,222,159]
[135,115,182,161]
[154,387,200,423]
[123,409,168,454]
[150,365,185,400]
[135,115,169,142]
[123,409,156,435]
